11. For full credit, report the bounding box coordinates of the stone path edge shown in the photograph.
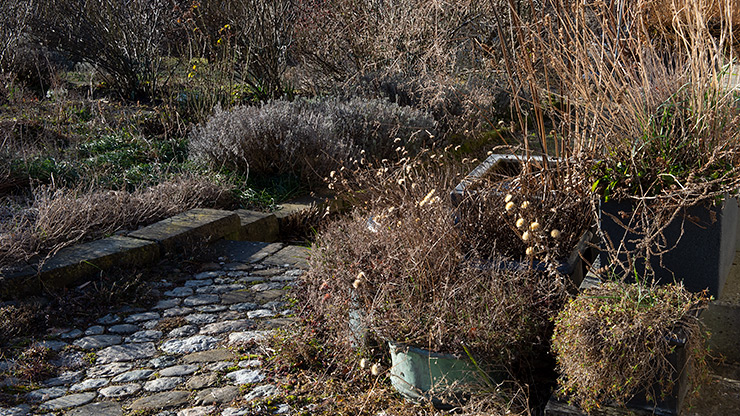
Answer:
[0,195,336,298]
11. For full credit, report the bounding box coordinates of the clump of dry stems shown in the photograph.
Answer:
[552,281,710,412]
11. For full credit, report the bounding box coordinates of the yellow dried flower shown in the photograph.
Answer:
[516,218,525,229]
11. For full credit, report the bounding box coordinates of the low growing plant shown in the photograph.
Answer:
[552,281,710,412]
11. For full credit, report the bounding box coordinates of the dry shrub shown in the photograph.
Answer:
[0,174,232,271]
[189,97,438,185]
[456,159,593,263]
[552,282,709,411]
[303,156,568,374]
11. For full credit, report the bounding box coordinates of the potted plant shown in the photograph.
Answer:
[548,280,710,415]
[500,0,740,297]
[452,153,597,288]
[304,156,569,408]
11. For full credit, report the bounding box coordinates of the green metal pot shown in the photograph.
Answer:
[388,341,495,408]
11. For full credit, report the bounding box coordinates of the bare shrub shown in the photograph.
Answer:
[189,97,438,185]
[0,174,232,271]
[552,282,709,411]
[30,0,176,100]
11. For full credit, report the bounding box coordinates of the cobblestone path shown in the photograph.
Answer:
[0,241,308,416]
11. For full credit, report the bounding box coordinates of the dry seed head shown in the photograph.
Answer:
[353,279,363,289]
[504,194,513,203]
[329,171,335,178]
[551,229,561,238]
[360,358,368,369]
[505,201,515,212]
[522,231,531,241]
[371,363,381,376]
[516,218,525,229]
[526,247,535,256]
[521,201,530,209]
[530,221,540,231]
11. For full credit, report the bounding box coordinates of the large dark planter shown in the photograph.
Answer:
[451,153,597,288]
[599,196,739,298]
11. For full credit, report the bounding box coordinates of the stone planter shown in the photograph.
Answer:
[388,341,499,408]
[599,195,739,298]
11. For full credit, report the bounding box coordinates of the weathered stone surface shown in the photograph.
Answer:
[228,331,271,345]
[235,210,279,243]
[149,356,178,369]
[185,279,212,287]
[183,294,219,307]
[84,326,104,335]
[168,325,199,338]
[99,383,142,398]
[194,304,227,313]
[70,378,109,392]
[125,311,160,323]
[228,302,258,312]
[205,362,233,372]
[159,364,199,377]
[243,384,278,401]
[207,240,283,264]
[129,390,189,411]
[217,311,243,321]
[160,336,220,354]
[184,313,218,325]
[128,208,240,254]
[86,362,133,378]
[246,309,276,319]
[34,340,67,351]
[249,282,283,292]
[164,287,194,297]
[185,373,218,390]
[96,314,121,325]
[43,370,84,387]
[26,386,67,402]
[194,271,220,280]
[0,404,30,416]
[261,245,310,269]
[144,377,184,392]
[125,330,163,343]
[162,306,193,318]
[154,298,181,309]
[220,291,254,305]
[111,369,154,383]
[29,236,160,295]
[196,283,245,294]
[141,319,160,330]
[108,324,140,334]
[238,360,261,368]
[254,289,285,303]
[38,392,97,410]
[177,405,216,416]
[60,329,83,339]
[199,320,253,335]
[225,369,264,385]
[73,335,122,350]
[193,386,239,405]
[65,401,123,416]
[182,349,235,364]
[222,407,250,416]
[96,342,157,364]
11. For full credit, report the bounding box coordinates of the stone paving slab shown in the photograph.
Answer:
[262,245,310,269]
[129,208,240,254]
[0,236,159,297]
